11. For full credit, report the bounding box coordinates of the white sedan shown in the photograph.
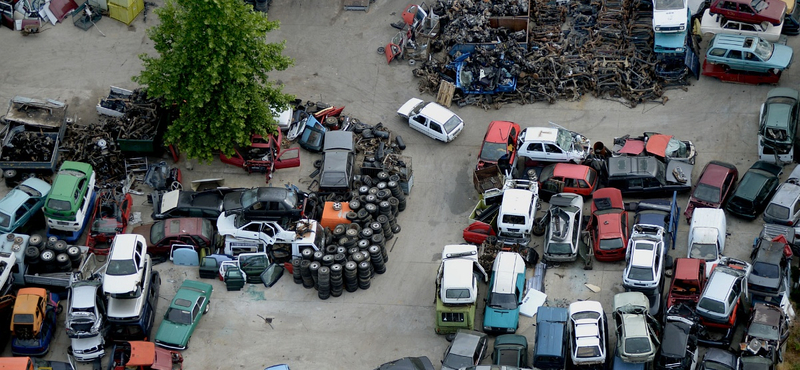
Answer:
[569,300,608,366]
[700,9,783,42]
[397,98,464,143]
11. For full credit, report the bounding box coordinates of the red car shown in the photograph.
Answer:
[86,190,133,255]
[665,258,707,311]
[220,131,300,174]
[477,120,521,171]
[684,161,738,222]
[538,163,599,200]
[588,187,629,262]
[131,217,216,255]
[710,0,786,26]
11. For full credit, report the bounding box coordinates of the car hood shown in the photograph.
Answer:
[768,44,794,68]
[222,192,242,212]
[484,307,520,329]
[216,213,238,236]
[155,320,190,348]
[397,98,423,117]
[102,273,141,295]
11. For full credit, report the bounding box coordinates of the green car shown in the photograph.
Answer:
[154,279,213,350]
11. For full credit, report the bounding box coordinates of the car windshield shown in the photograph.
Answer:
[627,266,654,281]
[748,322,780,341]
[573,311,601,320]
[93,218,120,234]
[655,0,685,10]
[47,199,72,211]
[0,212,11,228]
[150,221,167,244]
[754,38,774,60]
[694,183,722,203]
[480,142,509,162]
[234,214,249,228]
[752,261,780,278]
[442,354,472,369]
[698,297,726,314]
[690,243,719,260]
[240,189,258,209]
[765,203,790,220]
[443,116,462,133]
[18,184,41,197]
[497,348,521,365]
[446,288,471,299]
[599,238,624,251]
[106,259,138,276]
[166,308,192,324]
[488,292,518,310]
[547,242,573,255]
[556,129,573,152]
[625,337,652,354]
[752,0,768,11]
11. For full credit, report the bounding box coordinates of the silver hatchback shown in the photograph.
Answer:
[764,165,800,226]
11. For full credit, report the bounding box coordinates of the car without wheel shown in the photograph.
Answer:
[612,132,697,164]
[543,193,584,263]
[606,156,693,197]
[725,161,783,219]
[396,98,464,143]
[665,258,706,311]
[154,279,213,351]
[684,161,738,221]
[740,302,790,364]
[317,131,356,193]
[222,186,306,222]
[569,300,608,367]
[758,87,799,163]
[538,163,599,201]
[587,187,630,262]
[517,124,591,164]
[655,304,699,370]
[709,0,786,26]
[153,188,243,221]
[613,292,661,363]
[701,9,784,42]
[699,348,740,370]
[440,329,488,370]
[477,120,521,172]
[704,34,793,74]
[66,279,106,362]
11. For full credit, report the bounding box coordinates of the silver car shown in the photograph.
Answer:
[66,279,106,362]
[764,165,800,225]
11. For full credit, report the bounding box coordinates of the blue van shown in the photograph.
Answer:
[483,252,526,334]
[533,306,569,369]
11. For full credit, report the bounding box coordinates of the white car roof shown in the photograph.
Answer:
[420,102,457,123]
[575,322,601,339]
[523,127,559,143]
[501,189,534,214]
[631,248,656,268]
[109,234,145,260]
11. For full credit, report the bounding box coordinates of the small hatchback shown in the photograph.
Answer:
[758,87,800,163]
[0,177,51,234]
[764,165,800,225]
[397,98,464,143]
[43,161,97,242]
[539,163,599,201]
[684,161,738,222]
[705,34,793,73]
[709,0,786,26]
[588,188,630,262]
[483,252,526,334]
[726,161,783,219]
[440,330,489,370]
[477,120,521,171]
[517,125,591,164]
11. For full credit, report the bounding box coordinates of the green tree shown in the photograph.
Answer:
[134,0,294,161]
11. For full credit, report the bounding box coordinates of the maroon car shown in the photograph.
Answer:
[476,120,521,171]
[684,161,738,222]
[665,258,706,311]
[709,0,786,26]
[132,217,216,255]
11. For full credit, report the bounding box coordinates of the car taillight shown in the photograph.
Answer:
[787,220,794,226]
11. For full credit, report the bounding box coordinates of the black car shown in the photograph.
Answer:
[725,161,782,219]
[749,238,791,304]
[152,188,242,220]
[655,305,698,370]
[699,348,739,370]
[606,156,694,197]
[319,131,355,193]
[222,186,305,222]
[374,356,435,370]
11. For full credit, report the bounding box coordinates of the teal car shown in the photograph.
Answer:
[0,177,51,233]
[154,279,213,350]
[483,251,526,334]
[705,34,793,73]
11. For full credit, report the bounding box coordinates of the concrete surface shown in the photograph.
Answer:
[0,0,796,369]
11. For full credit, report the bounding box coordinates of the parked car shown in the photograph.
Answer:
[606,156,693,197]
[725,161,783,219]
[741,303,789,363]
[107,270,161,342]
[538,163,599,200]
[517,124,591,164]
[318,131,356,192]
[740,355,774,370]
[223,186,306,222]
[613,292,661,363]
[154,279,213,350]
[0,177,50,234]
[440,329,488,370]
[483,252,526,334]
[710,0,786,26]
[684,161,739,221]
[477,120,521,171]
[219,132,300,174]
[43,161,96,242]
[653,0,689,32]
[759,87,799,163]
[665,258,707,311]
[588,188,630,262]
[701,9,784,42]
[543,193,584,263]
[374,356,435,370]
[10,287,60,356]
[396,98,464,143]
[612,133,697,164]
[705,34,793,74]
[86,190,132,255]
[699,348,740,370]
[152,188,242,220]
[696,257,752,346]
[749,237,792,304]
[687,208,727,277]
[764,165,800,225]
[569,300,608,366]
[492,334,529,367]
[132,218,216,255]
[103,234,149,299]
[655,305,699,370]
[623,223,669,315]
[533,306,569,370]
[66,279,106,362]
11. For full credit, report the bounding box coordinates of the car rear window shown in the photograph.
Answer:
[547,242,573,255]
[443,116,462,133]
[752,261,780,279]
[0,212,11,228]
[625,337,652,354]
[698,297,725,314]
[728,196,753,210]
[599,238,624,251]
[577,345,600,358]
[627,266,654,282]
[694,183,722,203]
[765,203,790,220]
[47,198,73,211]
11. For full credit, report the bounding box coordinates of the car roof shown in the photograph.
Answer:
[620,313,649,338]
[736,170,773,199]
[485,121,520,143]
[109,234,145,260]
[770,182,800,206]
[570,300,604,315]
[491,253,525,293]
[419,101,456,122]
[538,306,569,323]
[631,246,656,268]
[754,240,786,264]
[614,292,650,311]
[699,162,736,187]
[752,302,783,327]
[703,268,739,300]
[704,348,738,368]
[323,130,354,152]
[553,163,592,179]
[451,331,485,356]
[711,34,759,51]
[660,321,691,358]
[500,189,534,214]
[608,156,661,178]
[523,127,559,143]
[155,218,208,239]
[494,334,528,347]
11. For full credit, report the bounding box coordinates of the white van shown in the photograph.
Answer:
[687,208,727,277]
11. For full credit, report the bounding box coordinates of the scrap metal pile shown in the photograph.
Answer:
[0,130,55,163]
[60,120,126,188]
[415,0,674,108]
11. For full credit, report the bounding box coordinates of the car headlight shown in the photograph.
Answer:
[679,25,686,30]
[655,26,661,31]
[676,47,685,52]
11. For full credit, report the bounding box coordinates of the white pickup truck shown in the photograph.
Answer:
[497,179,539,245]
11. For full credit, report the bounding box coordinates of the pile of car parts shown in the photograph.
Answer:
[0,129,55,163]
[22,234,83,273]
[414,0,677,108]
[60,120,126,188]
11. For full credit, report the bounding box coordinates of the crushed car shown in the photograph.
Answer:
[613,132,697,164]
[612,292,661,363]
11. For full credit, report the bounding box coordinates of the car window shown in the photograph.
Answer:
[14,207,26,220]
[545,143,563,154]
[412,115,426,124]
[722,21,738,30]
[430,122,444,134]
[527,143,545,153]
[741,23,757,31]
[629,179,644,189]
[722,1,736,10]
[793,200,800,216]
[745,52,759,61]
[188,209,202,218]
[739,4,754,13]
[564,178,577,188]
[202,210,217,218]
[727,290,737,305]
[23,198,38,210]
[727,50,743,60]
[244,223,260,232]
[709,48,727,57]
[757,179,777,201]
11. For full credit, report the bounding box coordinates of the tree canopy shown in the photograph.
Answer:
[134,0,294,161]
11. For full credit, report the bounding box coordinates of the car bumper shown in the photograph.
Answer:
[46,226,84,243]
[155,340,187,351]
[594,247,626,262]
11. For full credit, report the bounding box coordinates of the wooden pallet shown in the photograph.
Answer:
[436,81,456,108]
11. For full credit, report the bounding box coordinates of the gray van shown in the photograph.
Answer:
[764,165,800,226]
[532,306,569,369]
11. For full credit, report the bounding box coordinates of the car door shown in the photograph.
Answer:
[726,49,744,69]
[410,114,427,135]
[738,3,757,22]
[522,142,546,161]
[544,143,568,162]
[240,222,262,240]
[274,148,300,169]
[428,120,446,141]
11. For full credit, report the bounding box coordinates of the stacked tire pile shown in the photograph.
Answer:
[291,172,406,300]
[22,234,82,273]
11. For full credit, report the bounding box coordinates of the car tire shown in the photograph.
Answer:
[28,234,43,248]
[40,249,55,263]
[204,302,210,314]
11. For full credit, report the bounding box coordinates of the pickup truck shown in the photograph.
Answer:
[1,233,107,288]
[0,97,69,187]
[434,245,488,335]
[496,179,539,245]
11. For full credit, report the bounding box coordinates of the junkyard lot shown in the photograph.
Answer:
[0,0,798,369]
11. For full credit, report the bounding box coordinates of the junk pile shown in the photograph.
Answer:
[0,129,56,163]
[412,0,677,108]
[22,234,84,273]
[61,120,125,188]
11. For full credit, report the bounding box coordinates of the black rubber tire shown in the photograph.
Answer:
[53,240,68,252]
[25,246,40,263]
[28,234,43,248]
[348,200,361,211]
[377,46,385,54]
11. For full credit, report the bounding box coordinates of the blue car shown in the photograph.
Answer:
[0,177,51,234]
[483,251,526,334]
[705,34,793,73]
